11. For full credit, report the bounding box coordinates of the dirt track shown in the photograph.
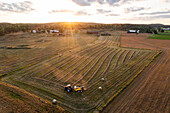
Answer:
[102,33,170,113]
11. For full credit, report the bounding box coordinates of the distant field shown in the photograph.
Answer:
[148,32,170,40]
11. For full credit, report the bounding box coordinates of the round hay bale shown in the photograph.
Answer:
[98,87,102,90]
[52,99,57,104]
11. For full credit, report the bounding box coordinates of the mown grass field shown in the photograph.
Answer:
[0,82,66,113]
[148,32,170,40]
[0,31,160,112]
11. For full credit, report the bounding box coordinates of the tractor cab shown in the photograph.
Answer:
[64,84,73,93]
[74,85,84,92]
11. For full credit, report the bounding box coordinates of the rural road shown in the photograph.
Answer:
[102,33,170,113]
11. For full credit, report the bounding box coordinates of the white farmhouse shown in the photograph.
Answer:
[49,30,54,34]
[53,30,59,33]
[49,30,59,34]
[127,30,140,33]
[163,28,170,30]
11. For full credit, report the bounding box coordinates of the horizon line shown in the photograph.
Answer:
[0,21,168,25]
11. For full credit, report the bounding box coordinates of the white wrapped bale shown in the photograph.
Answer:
[52,99,57,104]
[98,87,102,90]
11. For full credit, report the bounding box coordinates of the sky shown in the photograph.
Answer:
[0,0,170,24]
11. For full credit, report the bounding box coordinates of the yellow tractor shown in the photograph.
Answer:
[74,85,84,92]
[64,84,84,93]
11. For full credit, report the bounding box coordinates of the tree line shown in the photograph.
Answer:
[0,22,169,36]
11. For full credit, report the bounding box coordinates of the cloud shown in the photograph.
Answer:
[97,0,121,5]
[75,10,91,16]
[72,0,95,6]
[96,9,119,16]
[140,10,170,15]
[71,0,146,7]
[162,0,170,3]
[106,13,120,16]
[128,14,170,21]
[154,15,170,18]
[72,0,126,6]
[125,7,148,13]
[0,1,34,13]
[97,0,105,4]
[96,9,112,13]
[105,0,121,5]
[105,0,147,6]
[49,10,74,13]
[141,15,170,20]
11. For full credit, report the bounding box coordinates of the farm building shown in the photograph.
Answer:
[127,30,140,33]
[53,30,59,33]
[32,30,36,33]
[163,28,170,30]
[49,30,59,34]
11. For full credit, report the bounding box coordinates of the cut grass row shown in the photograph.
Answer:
[84,52,157,109]
[30,36,113,81]
[63,48,112,83]
[36,44,108,80]
[56,48,110,83]
[0,34,99,75]
[84,49,123,86]
[14,42,107,79]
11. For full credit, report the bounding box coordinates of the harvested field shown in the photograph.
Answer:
[0,31,161,112]
[0,82,66,113]
[102,32,170,113]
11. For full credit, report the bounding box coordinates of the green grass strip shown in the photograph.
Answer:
[148,32,170,40]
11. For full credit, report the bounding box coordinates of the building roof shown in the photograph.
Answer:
[163,28,170,30]
[129,30,136,32]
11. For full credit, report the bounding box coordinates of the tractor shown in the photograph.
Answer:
[74,85,84,92]
[64,84,84,93]
[64,84,73,93]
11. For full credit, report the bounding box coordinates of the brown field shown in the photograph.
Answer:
[0,82,66,113]
[0,31,169,113]
[102,32,170,113]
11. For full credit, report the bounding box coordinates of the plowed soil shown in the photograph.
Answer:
[102,32,170,113]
